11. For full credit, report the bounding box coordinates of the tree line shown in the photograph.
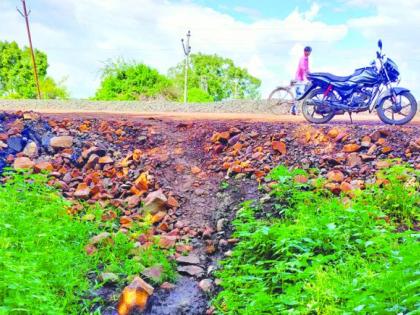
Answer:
[0,41,261,102]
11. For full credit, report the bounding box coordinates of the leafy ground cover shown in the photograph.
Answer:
[0,171,175,314]
[214,165,419,314]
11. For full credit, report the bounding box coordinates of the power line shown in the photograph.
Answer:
[17,0,42,99]
[181,30,191,104]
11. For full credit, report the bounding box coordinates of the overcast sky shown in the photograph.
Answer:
[1,0,419,99]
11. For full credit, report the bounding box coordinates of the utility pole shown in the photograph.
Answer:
[181,30,191,104]
[17,0,42,99]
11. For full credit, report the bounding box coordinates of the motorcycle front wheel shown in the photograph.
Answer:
[301,88,335,124]
[377,92,417,125]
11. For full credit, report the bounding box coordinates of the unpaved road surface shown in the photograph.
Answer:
[1,110,419,314]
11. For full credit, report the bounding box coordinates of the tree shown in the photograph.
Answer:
[94,60,178,101]
[0,41,68,99]
[169,53,261,102]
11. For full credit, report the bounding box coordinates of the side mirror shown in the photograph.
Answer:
[378,39,383,50]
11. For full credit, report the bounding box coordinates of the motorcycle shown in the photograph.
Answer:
[298,40,417,125]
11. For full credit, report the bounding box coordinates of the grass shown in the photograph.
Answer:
[213,165,420,314]
[0,171,176,314]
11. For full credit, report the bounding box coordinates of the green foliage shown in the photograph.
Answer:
[0,41,68,99]
[188,87,214,103]
[169,53,261,101]
[214,165,420,314]
[94,60,178,101]
[0,172,175,314]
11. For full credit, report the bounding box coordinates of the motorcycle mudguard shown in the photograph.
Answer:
[296,83,314,101]
[375,87,410,107]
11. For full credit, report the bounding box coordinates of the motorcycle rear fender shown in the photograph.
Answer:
[296,83,315,101]
[375,87,410,108]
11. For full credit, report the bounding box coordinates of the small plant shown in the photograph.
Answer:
[213,165,420,314]
[220,181,230,190]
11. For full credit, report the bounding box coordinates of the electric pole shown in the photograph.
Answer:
[17,0,42,99]
[181,30,191,104]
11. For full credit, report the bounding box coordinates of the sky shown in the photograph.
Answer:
[0,0,419,99]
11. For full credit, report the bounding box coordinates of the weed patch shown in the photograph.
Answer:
[214,165,419,314]
[0,172,175,314]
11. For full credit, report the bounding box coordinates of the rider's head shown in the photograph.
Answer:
[304,46,312,57]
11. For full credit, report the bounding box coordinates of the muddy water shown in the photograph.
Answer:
[144,277,207,315]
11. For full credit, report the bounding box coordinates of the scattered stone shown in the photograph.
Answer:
[327,170,345,182]
[125,195,141,209]
[74,183,91,199]
[90,232,112,245]
[217,218,227,232]
[376,160,391,169]
[343,144,361,153]
[23,141,38,157]
[160,282,176,290]
[99,272,119,283]
[159,235,177,249]
[177,265,205,277]
[176,254,200,265]
[199,279,213,293]
[50,136,73,148]
[98,156,114,164]
[118,276,154,315]
[142,265,163,282]
[13,157,34,169]
[167,196,180,208]
[144,189,167,214]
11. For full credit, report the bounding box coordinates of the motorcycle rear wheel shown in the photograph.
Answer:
[302,88,335,124]
[377,92,417,125]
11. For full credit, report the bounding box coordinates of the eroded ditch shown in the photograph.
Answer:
[1,111,419,314]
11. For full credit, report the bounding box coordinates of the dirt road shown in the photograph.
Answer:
[35,110,420,125]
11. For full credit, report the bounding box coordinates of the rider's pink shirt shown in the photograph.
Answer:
[295,56,309,81]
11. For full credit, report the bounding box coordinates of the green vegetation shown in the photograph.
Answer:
[169,53,261,101]
[214,165,420,314]
[94,53,261,102]
[94,60,178,101]
[0,41,69,99]
[0,172,175,314]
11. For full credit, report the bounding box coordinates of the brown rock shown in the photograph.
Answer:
[118,277,154,315]
[151,211,166,224]
[382,146,393,154]
[272,141,287,154]
[327,170,345,182]
[50,136,73,148]
[347,153,362,168]
[98,156,114,164]
[0,140,7,149]
[324,182,341,195]
[327,128,339,138]
[360,154,375,162]
[294,175,308,184]
[90,232,112,245]
[144,190,167,214]
[361,136,371,147]
[191,166,201,174]
[34,161,54,173]
[74,183,91,199]
[367,144,378,155]
[167,196,180,208]
[159,235,177,249]
[125,195,141,209]
[343,144,361,153]
[85,154,99,169]
[376,160,391,169]
[205,244,216,254]
[340,182,354,193]
[13,157,34,169]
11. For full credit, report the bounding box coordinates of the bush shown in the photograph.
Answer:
[187,87,214,103]
[94,60,178,101]
[214,165,420,314]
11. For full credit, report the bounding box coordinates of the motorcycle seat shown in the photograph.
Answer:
[308,72,352,82]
